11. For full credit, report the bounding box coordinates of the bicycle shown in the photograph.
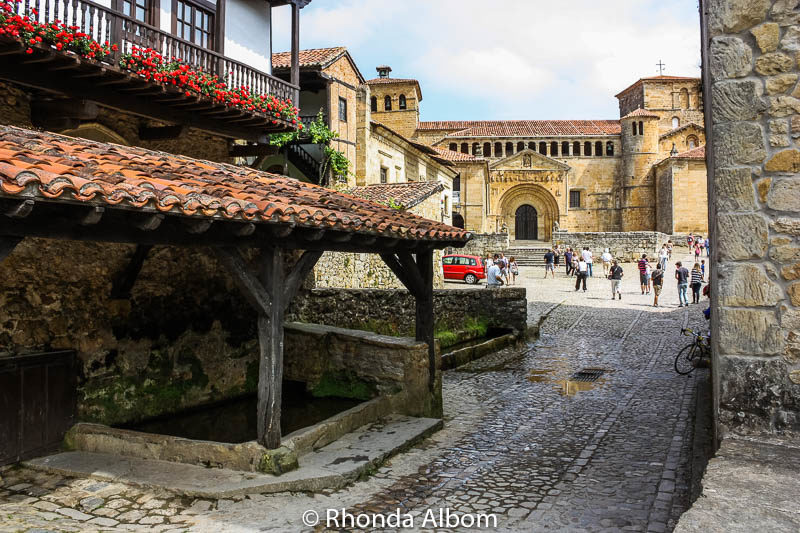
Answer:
[674,328,710,375]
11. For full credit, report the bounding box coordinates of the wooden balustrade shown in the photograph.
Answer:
[9,0,298,104]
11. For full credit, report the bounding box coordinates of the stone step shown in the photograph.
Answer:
[24,415,442,498]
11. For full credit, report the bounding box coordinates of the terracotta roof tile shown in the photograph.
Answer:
[431,147,482,162]
[674,145,706,159]
[615,75,700,98]
[348,181,444,210]
[419,120,621,137]
[621,108,661,119]
[659,122,705,139]
[0,125,469,243]
[365,77,423,100]
[271,47,347,69]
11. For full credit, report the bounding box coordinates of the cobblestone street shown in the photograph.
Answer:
[0,253,711,532]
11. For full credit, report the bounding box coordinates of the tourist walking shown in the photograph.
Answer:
[658,244,669,270]
[601,248,613,277]
[509,257,519,285]
[486,254,503,288]
[544,249,556,279]
[608,259,623,300]
[652,263,664,307]
[694,242,701,261]
[564,248,573,276]
[705,237,710,257]
[637,254,650,295]
[690,262,703,304]
[499,252,510,285]
[485,253,494,277]
[575,257,588,292]
[687,233,694,250]
[554,246,561,270]
[701,259,706,279]
[667,240,674,260]
[581,247,593,277]
[675,261,689,307]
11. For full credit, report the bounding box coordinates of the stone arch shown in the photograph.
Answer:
[498,184,560,242]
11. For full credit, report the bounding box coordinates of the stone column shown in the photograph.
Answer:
[704,0,800,438]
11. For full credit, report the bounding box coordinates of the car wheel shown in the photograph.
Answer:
[465,273,478,285]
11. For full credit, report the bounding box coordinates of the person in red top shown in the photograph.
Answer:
[637,254,650,295]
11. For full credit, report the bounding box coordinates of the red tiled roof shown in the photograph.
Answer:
[348,181,444,210]
[272,47,346,69]
[674,145,706,159]
[365,77,423,100]
[431,147,482,162]
[660,122,704,139]
[615,75,700,98]
[621,108,661,119]
[418,120,621,137]
[0,125,469,243]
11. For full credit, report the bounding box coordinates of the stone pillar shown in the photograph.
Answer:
[704,0,800,438]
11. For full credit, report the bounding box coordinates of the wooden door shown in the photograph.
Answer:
[0,351,76,466]
[515,205,538,240]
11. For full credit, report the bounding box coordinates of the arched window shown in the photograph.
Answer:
[398,94,407,110]
[638,121,644,135]
[606,141,614,156]
[551,141,558,156]
[517,141,525,152]
[494,142,502,156]
[538,141,547,155]
[528,141,536,151]
[595,141,602,156]
[687,135,699,149]
[370,96,377,112]
[505,141,514,156]
[449,143,457,152]
[672,116,680,129]
[460,143,469,154]
[631,122,637,135]
[584,141,592,156]
[483,142,491,157]
[680,88,690,109]
[384,95,392,111]
[452,212,465,229]
[562,141,570,155]
[472,142,480,155]
[573,141,581,156]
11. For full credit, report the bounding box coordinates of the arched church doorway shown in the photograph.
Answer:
[515,205,538,240]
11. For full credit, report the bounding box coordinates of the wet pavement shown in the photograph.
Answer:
[0,253,711,532]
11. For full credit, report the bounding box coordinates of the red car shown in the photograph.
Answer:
[442,254,486,284]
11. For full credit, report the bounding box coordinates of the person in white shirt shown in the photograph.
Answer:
[581,247,594,277]
[601,248,613,277]
[575,257,588,291]
[658,244,669,270]
[486,254,502,287]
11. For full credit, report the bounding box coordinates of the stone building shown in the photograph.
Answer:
[376,71,712,241]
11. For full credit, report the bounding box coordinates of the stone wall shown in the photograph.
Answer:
[454,233,510,258]
[288,287,528,336]
[552,230,670,261]
[705,0,800,436]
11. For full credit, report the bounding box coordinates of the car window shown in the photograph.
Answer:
[442,256,454,265]
[457,257,469,265]
[469,258,477,266]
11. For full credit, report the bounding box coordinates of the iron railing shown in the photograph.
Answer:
[11,0,299,103]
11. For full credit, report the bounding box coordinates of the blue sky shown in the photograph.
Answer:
[273,1,701,121]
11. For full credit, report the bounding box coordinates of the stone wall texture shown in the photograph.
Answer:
[454,233,510,258]
[552,231,670,261]
[287,287,528,336]
[705,0,800,436]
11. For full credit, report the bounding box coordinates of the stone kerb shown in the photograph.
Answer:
[707,0,800,436]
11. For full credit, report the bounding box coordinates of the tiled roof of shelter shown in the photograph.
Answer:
[621,108,661,119]
[272,47,347,69]
[0,125,470,242]
[431,147,482,162]
[348,181,444,210]
[660,122,704,139]
[421,120,621,137]
[674,145,706,159]
[615,75,700,97]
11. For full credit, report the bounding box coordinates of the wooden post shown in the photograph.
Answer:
[256,246,284,448]
[414,249,436,391]
[290,2,300,105]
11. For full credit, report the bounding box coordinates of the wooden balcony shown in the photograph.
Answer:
[0,0,301,142]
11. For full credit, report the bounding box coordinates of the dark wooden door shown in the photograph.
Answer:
[515,205,538,240]
[0,351,76,466]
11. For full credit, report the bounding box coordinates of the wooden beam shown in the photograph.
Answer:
[5,199,34,218]
[282,250,322,311]
[414,249,436,392]
[138,124,187,141]
[230,222,256,236]
[379,252,418,296]
[213,247,272,316]
[183,218,214,234]
[270,225,294,239]
[290,3,300,92]
[133,213,164,231]
[257,246,285,449]
[110,244,152,299]
[397,251,424,295]
[80,206,105,226]
[0,236,22,263]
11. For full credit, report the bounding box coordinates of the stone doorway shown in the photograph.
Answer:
[515,204,538,240]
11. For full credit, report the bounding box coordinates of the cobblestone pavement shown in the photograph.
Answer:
[0,253,711,532]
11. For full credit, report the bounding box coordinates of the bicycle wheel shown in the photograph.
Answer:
[674,343,697,375]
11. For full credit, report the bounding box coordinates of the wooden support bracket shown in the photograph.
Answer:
[80,206,105,226]
[110,244,152,299]
[213,247,272,316]
[282,250,323,311]
[133,213,165,231]
[5,199,34,218]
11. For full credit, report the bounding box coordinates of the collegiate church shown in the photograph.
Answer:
[366,69,709,241]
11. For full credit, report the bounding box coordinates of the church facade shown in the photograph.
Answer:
[367,73,709,241]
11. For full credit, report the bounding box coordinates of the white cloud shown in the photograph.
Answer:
[274,0,701,119]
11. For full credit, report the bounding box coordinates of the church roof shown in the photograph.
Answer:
[659,122,704,139]
[347,181,444,210]
[420,120,621,137]
[674,145,706,159]
[621,108,661,119]
[431,147,483,162]
[615,75,700,98]
[365,77,423,100]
